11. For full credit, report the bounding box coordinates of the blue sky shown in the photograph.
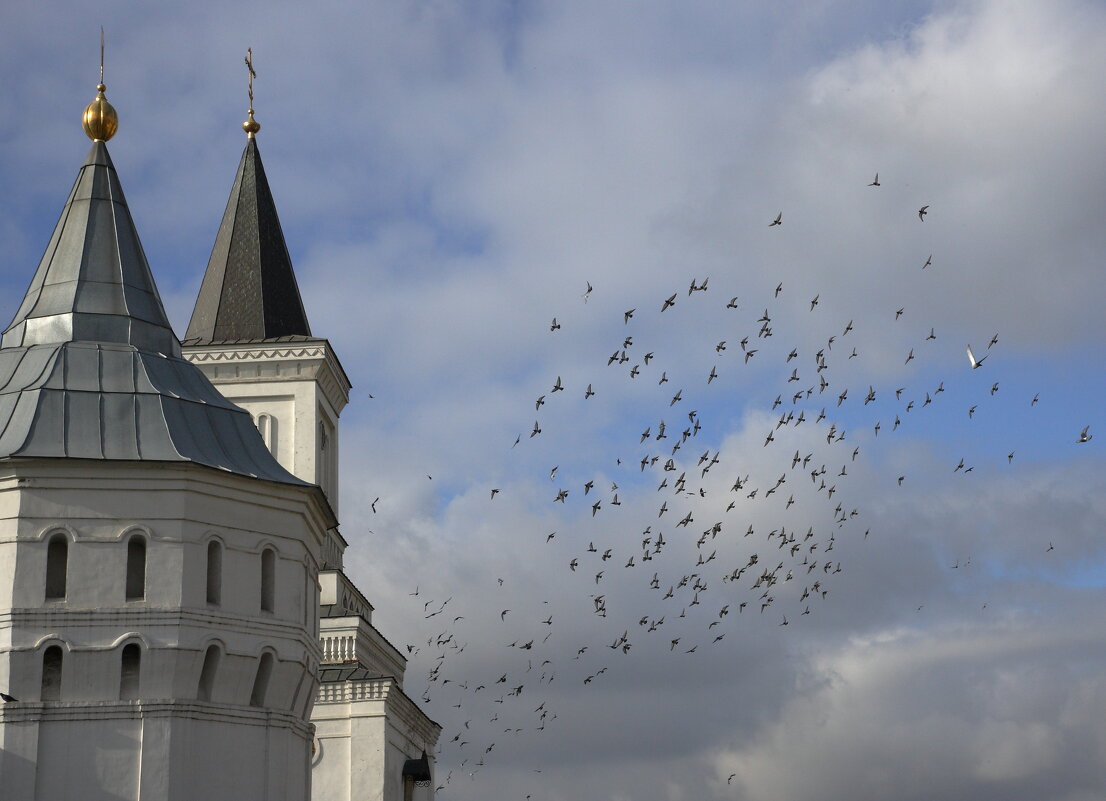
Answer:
[3,1,1106,799]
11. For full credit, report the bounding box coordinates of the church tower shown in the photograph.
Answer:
[0,81,329,799]
[180,62,440,801]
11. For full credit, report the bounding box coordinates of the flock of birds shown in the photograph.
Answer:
[377,175,1092,796]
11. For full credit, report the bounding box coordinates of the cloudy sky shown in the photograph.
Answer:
[4,1,1106,798]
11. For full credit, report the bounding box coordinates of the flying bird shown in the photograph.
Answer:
[1078,426,1092,443]
[769,212,782,226]
[869,173,880,186]
[918,205,929,220]
[966,345,987,369]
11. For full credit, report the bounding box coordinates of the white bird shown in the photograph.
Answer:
[966,345,987,369]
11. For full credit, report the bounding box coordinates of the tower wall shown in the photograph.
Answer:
[0,459,331,800]
[183,340,350,514]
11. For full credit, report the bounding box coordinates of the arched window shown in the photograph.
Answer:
[250,652,275,707]
[41,645,63,701]
[126,535,146,601]
[120,643,141,700]
[261,548,275,613]
[197,644,221,702]
[45,534,68,600]
[257,413,278,456]
[206,540,222,606]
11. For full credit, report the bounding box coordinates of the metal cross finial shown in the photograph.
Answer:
[242,47,260,137]
[245,47,256,108]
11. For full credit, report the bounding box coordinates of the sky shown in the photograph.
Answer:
[3,1,1106,799]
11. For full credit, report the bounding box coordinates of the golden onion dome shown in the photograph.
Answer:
[82,83,118,142]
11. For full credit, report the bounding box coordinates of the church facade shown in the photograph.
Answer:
[0,78,438,800]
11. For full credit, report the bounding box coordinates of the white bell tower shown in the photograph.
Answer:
[180,98,440,800]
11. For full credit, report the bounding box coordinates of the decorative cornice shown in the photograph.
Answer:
[183,339,351,412]
[0,607,322,660]
[0,698,313,736]
[313,675,441,746]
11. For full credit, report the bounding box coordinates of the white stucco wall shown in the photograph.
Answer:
[0,459,333,801]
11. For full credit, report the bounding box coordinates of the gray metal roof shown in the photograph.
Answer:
[3,142,179,356]
[0,141,306,485]
[184,138,312,344]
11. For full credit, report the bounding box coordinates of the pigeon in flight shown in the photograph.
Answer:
[918,205,929,220]
[769,212,782,226]
[869,173,880,186]
[966,345,987,369]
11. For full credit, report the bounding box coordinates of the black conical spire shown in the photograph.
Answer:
[184,138,311,344]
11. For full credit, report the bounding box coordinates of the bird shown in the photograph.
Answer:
[869,173,880,186]
[0,692,17,702]
[584,383,595,399]
[530,420,541,438]
[966,345,987,369]
[550,317,561,331]
[582,281,593,301]
[371,497,379,513]
[923,254,932,268]
[661,293,677,312]
[624,308,635,323]
[918,205,929,220]
[490,488,500,499]
[769,212,782,226]
[726,296,738,308]
[1078,426,1092,443]
[552,376,564,392]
